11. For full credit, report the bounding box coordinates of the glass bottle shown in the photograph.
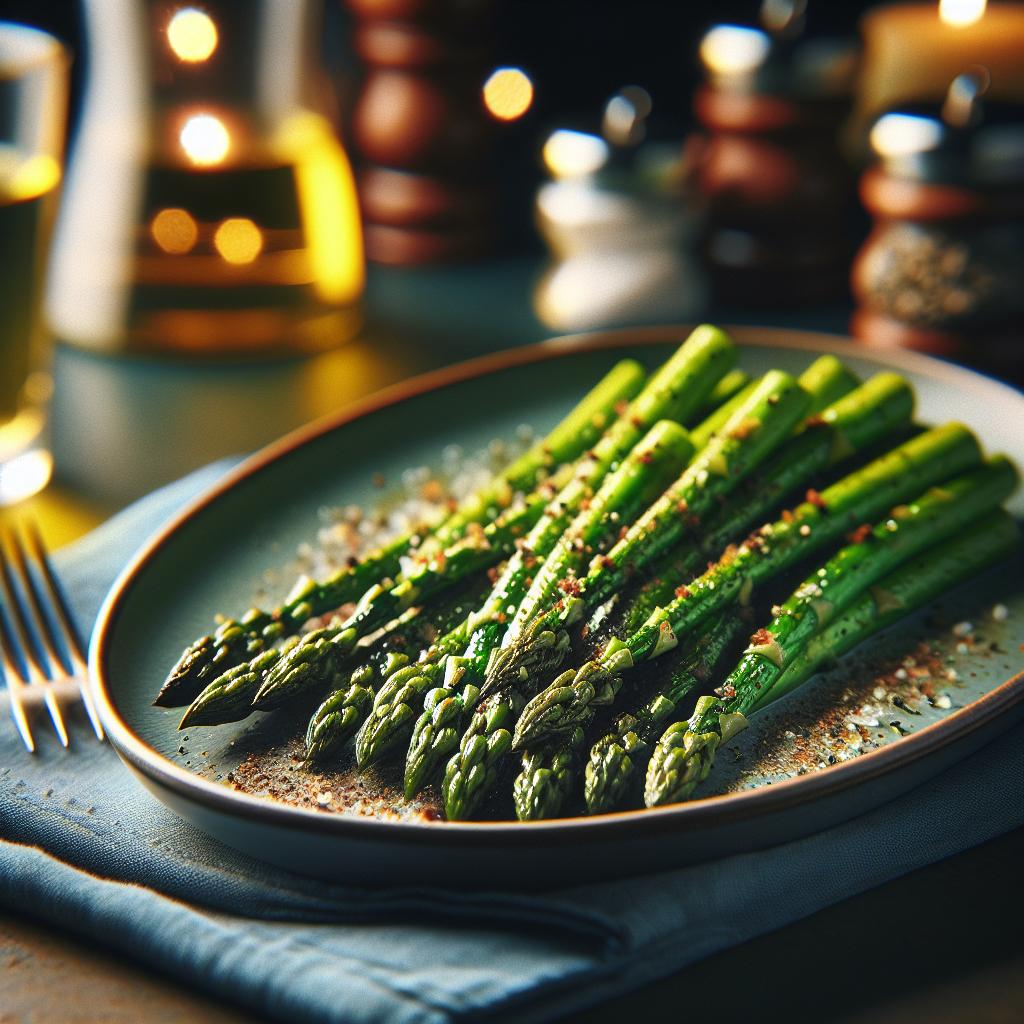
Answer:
[47,0,364,357]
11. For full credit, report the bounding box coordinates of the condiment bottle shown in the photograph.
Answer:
[851,71,1024,373]
[692,5,859,307]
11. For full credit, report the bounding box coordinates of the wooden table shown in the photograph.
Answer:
[4,263,1021,1022]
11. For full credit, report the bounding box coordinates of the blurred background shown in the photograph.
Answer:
[0,0,1021,537]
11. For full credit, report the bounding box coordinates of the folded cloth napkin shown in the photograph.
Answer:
[1,462,1022,1024]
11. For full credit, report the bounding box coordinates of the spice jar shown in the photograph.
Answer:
[692,13,859,307]
[851,73,1024,372]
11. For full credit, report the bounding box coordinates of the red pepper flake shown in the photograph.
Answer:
[686,514,702,529]
[579,497,592,511]
[445,498,458,513]
[496,612,507,624]
[420,479,445,503]
[486,566,500,584]
[557,577,582,596]
[804,413,826,428]
[806,488,827,510]
[631,415,646,429]
[372,472,386,488]
[618,524,629,541]
[676,499,688,515]
[599,555,615,570]
[728,416,761,441]
[750,627,774,646]
[614,399,629,416]
[781,509,795,523]
[524,575,533,587]
[674,584,691,599]
[714,682,737,699]
[637,450,653,464]
[847,523,873,544]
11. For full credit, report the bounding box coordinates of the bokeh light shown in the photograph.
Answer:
[214,217,263,264]
[179,113,230,166]
[542,130,609,179]
[167,7,219,62]
[939,0,987,28]
[870,113,943,158]
[150,208,199,254]
[700,26,771,77]
[483,67,534,121]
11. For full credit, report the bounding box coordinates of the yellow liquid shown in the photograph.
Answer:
[126,115,364,355]
[0,148,59,462]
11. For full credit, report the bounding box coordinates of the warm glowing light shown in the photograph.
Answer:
[483,67,534,121]
[213,217,263,264]
[0,448,52,505]
[939,0,986,28]
[542,130,609,179]
[0,150,61,201]
[150,208,198,254]
[179,113,230,166]
[279,113,365,302]
[167,7,218,62]
[870,113,944,157]
[700,25,771,77]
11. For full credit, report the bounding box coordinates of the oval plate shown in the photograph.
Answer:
[91,327,1024,888]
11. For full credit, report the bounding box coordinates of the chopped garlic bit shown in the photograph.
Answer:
[992,603,1009,622]
[952,621,974,638]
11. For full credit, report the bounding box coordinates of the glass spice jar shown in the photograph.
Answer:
[851,74,1024,370]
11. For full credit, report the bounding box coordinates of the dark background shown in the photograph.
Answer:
[1,1,874,151]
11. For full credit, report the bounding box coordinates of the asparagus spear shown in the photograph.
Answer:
[583,612,745,815]
[514,726,587,821]
[355,327,736,772]
[376,419,693,782]
[483,369,813,700]
[687,368,751,427]
[155,358,646,707]
[300,571,495,761]
[759,508,1019,708]
[645,501,1020,808]
[509,419,980,751]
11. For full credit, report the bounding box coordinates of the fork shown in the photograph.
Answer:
[0,523,104,751]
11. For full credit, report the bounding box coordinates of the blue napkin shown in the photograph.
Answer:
[2,462,1022,1024]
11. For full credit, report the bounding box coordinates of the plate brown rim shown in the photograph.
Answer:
[90,325,1024,846]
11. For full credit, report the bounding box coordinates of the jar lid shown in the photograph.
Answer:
[869,72,1024,187]
[698,2,857,99]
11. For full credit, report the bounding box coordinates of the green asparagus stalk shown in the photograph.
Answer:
[299,571,494,761]
[583,612,745,814]
[511,417,978,751]
[155,358,646,707]
[482,369,813,700]
[513,726,587,821]
[373,418,693,782]
[687,368,751,427]
[759,508,1019,708]
[644,500,1020,808]
[354,328,736,774]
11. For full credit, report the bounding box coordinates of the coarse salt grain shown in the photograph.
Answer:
[945,668,958,682]
[894,668,908,681]
[933,693,953,709]
[992,603,1009,622]
[952,621,973,638]
[956,642,969,654]
[873,686,887,699]
[316,791,332,807]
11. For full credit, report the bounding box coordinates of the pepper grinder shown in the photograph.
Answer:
[692,1,859,307]
[851,71,1024,374]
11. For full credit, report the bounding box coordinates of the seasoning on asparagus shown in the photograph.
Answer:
[643,462,1019,808]
[510,418,978,752]
[155,358,646,707]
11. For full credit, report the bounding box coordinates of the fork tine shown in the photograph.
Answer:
[0,532,69,748]
[23,523,104,741]
[0,606,35,753]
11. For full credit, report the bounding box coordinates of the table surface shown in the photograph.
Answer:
[2,260,1021,1022]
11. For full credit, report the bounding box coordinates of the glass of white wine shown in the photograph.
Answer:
[0,23,67,505]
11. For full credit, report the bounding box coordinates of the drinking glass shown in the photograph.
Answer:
[0,22,67,506]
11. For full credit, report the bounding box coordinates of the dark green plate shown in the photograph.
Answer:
[91,327,1024,887]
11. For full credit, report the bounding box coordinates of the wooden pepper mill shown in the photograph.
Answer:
[346,0,498,265]
[692,8,858,307]
[851,72,1024,375]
